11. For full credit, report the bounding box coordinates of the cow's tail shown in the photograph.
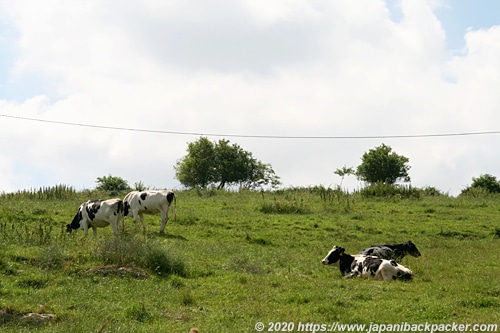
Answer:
[173,193,177,221]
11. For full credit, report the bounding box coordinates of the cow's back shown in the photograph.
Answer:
[125,190,172,215]
[84,198,123,224]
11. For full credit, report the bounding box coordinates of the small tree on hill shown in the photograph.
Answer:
[334,165,355,186]
[96,175,129,194]
[175,137,281,190]
[174,137,216,188]
[462,174,500,195]
[356,143,411,185]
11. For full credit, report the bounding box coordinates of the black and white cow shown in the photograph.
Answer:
[123,190,176,234]
[359,240,421,262]
[67,198,123,237]
[321,245,413,281]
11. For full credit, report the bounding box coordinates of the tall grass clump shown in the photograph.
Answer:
[0,221,57,246]
[0,184,77,200]
[38,244,65,270]
[316,185,353,212]
[96,235,188,277]
[360,182,420,199]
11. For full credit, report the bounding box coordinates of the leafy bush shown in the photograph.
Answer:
[95,175,129,195]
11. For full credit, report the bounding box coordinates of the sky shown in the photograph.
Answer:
[0,0,499,196]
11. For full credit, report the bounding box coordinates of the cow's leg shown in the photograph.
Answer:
[139,214,146,233]
[121,215,126,232]
[81,220,89,237]
[159,211,168,234]
[110,219,119,236]
[92,226,98,238]
[378,263,397,281]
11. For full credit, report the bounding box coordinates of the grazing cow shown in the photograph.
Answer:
[359,240,421,262]
[321,245,413,281]
[123,190,176,233]
[67,199,123,237]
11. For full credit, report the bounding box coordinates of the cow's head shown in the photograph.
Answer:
[67,209,83,233]
[321,246,345,265]
[405,240,421,257]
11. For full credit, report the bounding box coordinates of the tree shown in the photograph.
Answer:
[466,174,500,193]
[95,175,129,194]
[175,137,281,190]
[334,165,355,186]
[356,143,411,185]
[175,137,216,188]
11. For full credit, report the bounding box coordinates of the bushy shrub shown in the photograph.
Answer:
[260,197,310,214]
[360,182,420,199]
[95,175,129,195]
[459,186,491,198]
[96,235,188,277]
[420,186,444,197]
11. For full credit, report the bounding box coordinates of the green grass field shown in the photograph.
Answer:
[0,187,499,332]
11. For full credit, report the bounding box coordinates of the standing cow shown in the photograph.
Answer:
[67,198,123,237]
[123,190,176,234]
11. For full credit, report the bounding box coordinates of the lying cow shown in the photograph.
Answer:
[359,240,421,262]
[123,190,176,234]
[321,245,413,281]
[67,198,123,237]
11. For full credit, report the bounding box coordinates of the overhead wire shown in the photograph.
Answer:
[1,113,500,140]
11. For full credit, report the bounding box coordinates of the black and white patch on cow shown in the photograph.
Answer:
[123,190,176,233]
[67,198,123,237]
[321,245,413,281]
[359,240,421,262]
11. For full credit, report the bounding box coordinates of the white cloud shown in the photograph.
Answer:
[0,0,499,195]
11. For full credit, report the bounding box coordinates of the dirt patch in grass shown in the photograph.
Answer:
[80,265,149,279]
[0,308,55,326]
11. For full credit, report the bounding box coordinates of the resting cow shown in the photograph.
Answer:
[359,240,421,262]
[67,199,123,237]
[321,245,413,281]
[123,190,176,233]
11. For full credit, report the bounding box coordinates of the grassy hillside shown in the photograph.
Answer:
[0,187,499,332]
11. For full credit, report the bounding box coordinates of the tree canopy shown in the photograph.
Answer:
[462,174,500,194]
[95,175,129,194]
[356,143,411,185]
[175,137,281,190]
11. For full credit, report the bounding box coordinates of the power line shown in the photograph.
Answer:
[2,113,500,140]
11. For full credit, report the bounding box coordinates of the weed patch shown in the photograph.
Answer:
[96,235,188,277]
[125,304,153,322]
[260,197,310,214]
